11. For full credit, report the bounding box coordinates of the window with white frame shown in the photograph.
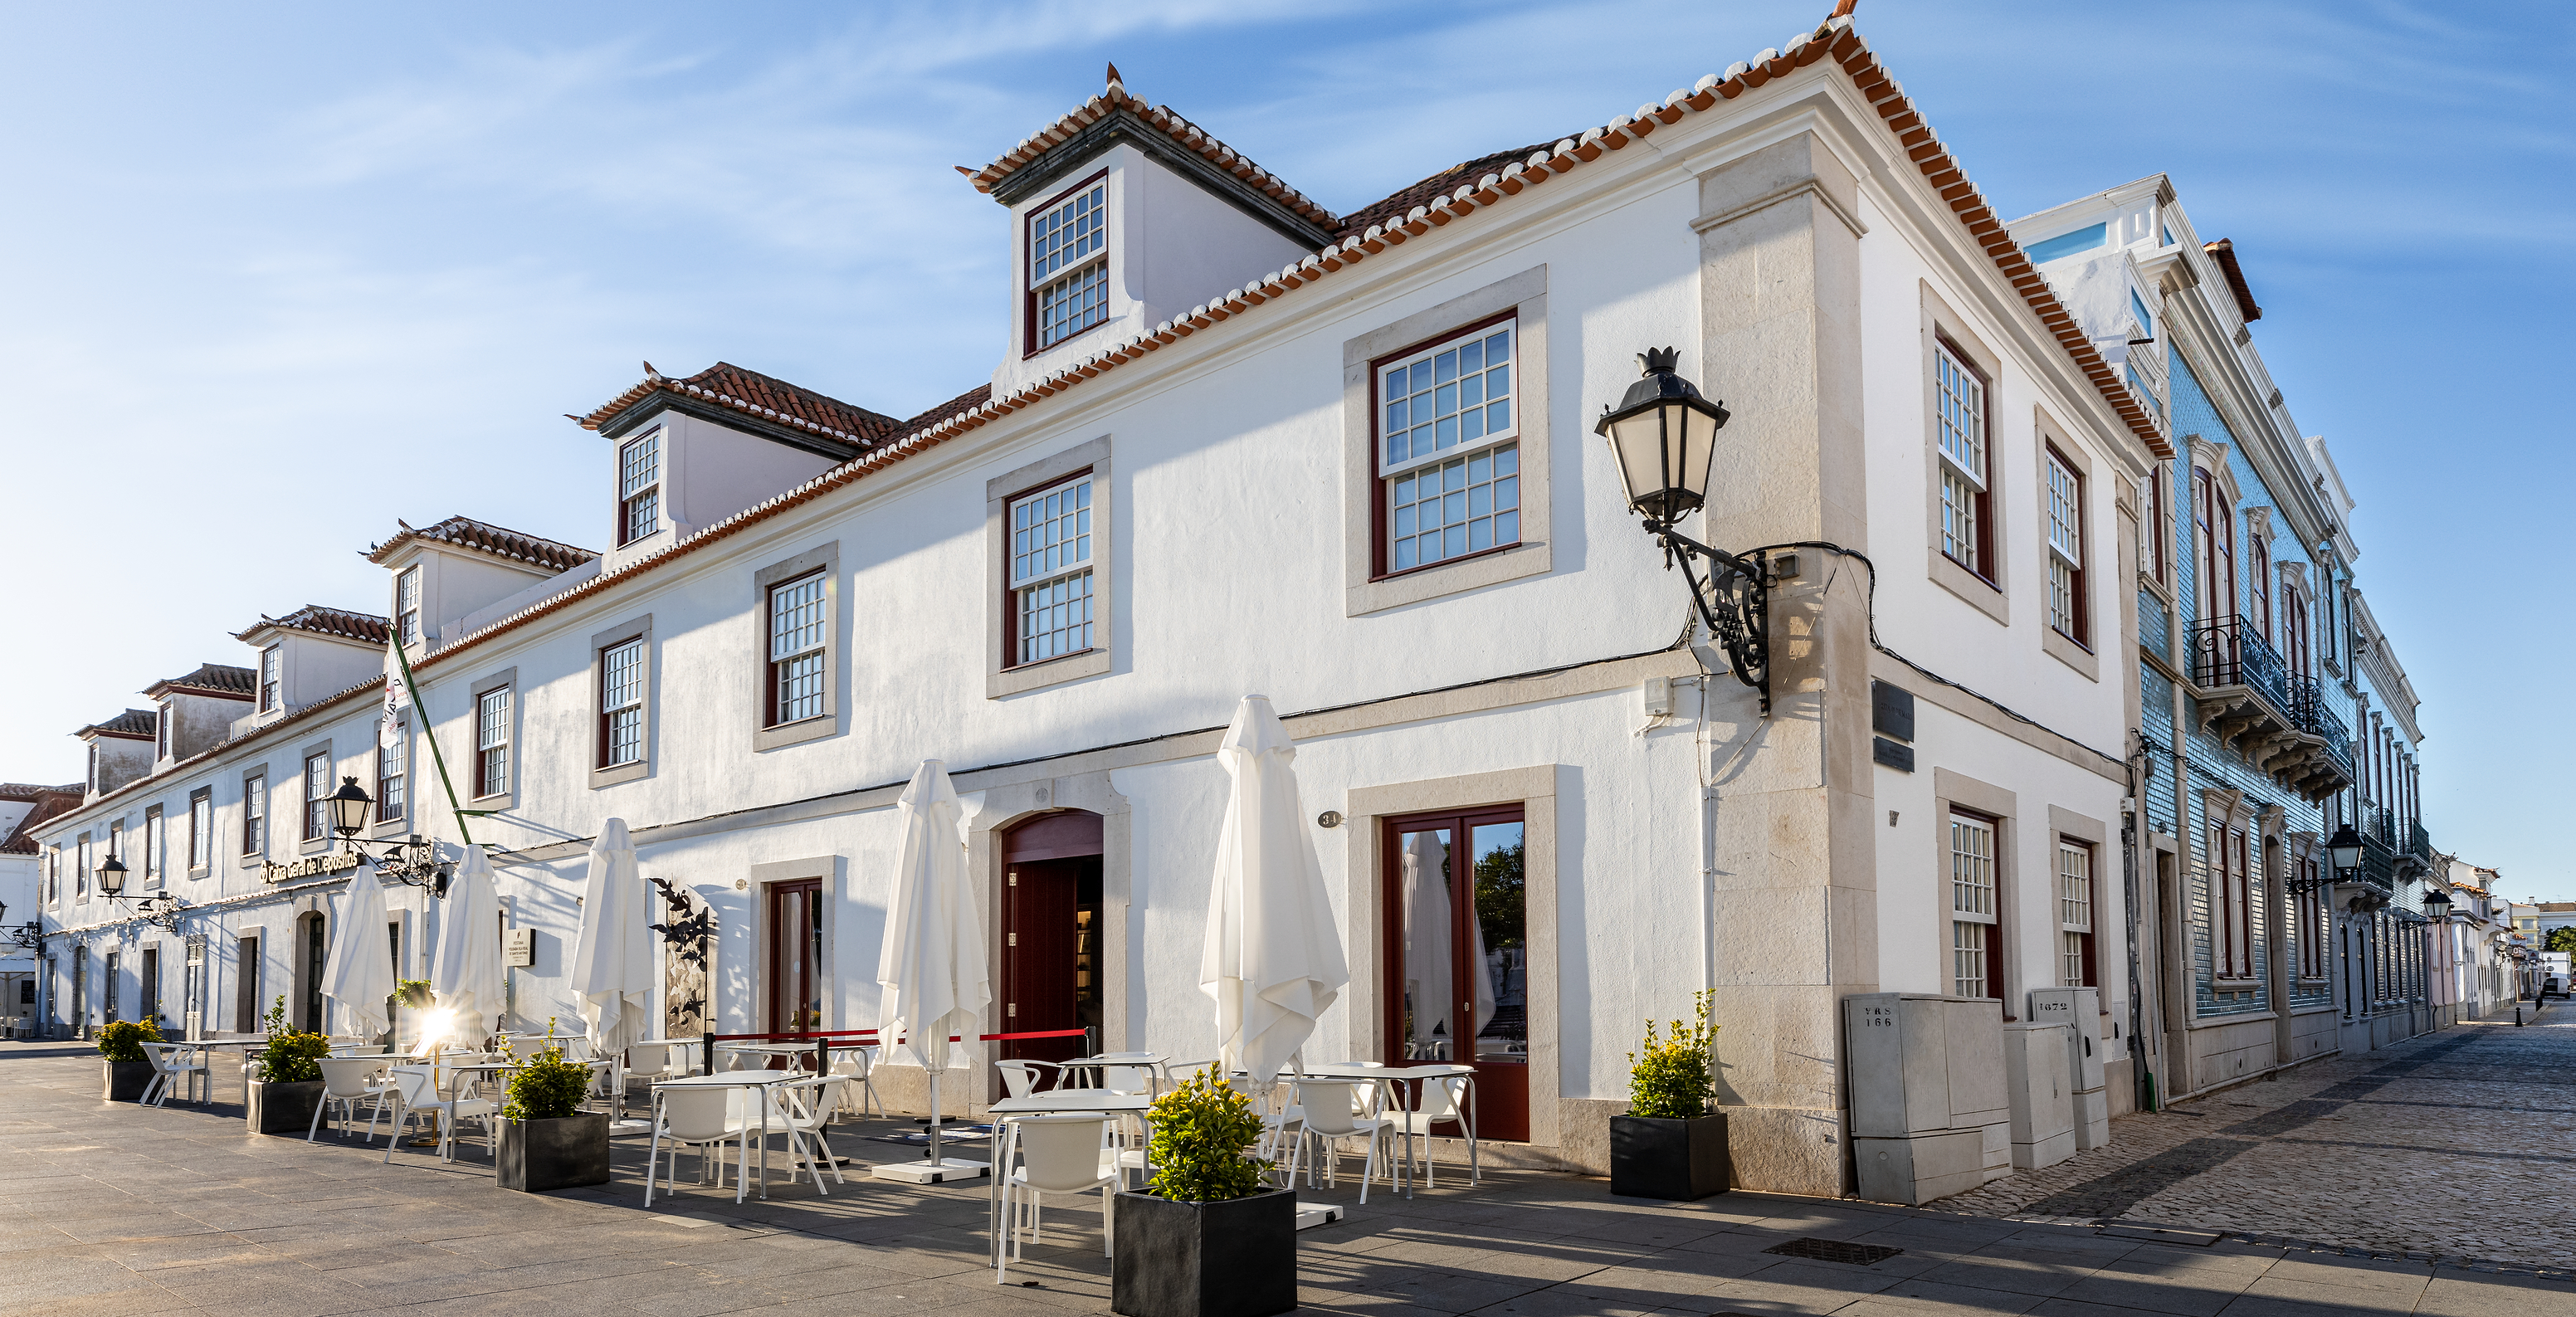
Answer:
[2046,447,2086,643]
[1029,182,1108,351]
[765,574,828,724]
[76,832,90,901]
[1934,340,1990,576]
[619,429,661,545]
[156,700,172,759]
[259,645,281,712]
[2058,840,2093,987]
[1950,812,1998,998]
[188,789,211,871]
[242,773,266,856]
[43,846,58,906]
[303,752,331,841]
[378,726,406,824]
[1009,475,1095,665]
[600,637,646,767]
[144,806,165,889]
[476,688,512,798]
[396,567,422,646]
[1378,322,1520,573]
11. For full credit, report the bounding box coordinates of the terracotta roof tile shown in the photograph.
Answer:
[76,709,158,740]
[1334,141,1559,242]
[365,515,598,573]
[967,70,1337,231]
[233,604,393,646]
[0,783,82,801]
[144,663,257,700]
[1,787,82,854]
[578,361,903,451]
[2203,238,2262,324]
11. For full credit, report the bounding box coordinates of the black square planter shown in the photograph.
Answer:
[102,1060,154,1102]
[1609,1113,1730,1201]
[247,1079,327,1134]
[1111,1188,1295,1317]
[497,1114,612,1192]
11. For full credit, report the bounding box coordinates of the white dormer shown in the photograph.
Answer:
[74,710,158,799]
[232,606,393,729]
[142,663,257,767]
[365,517,599,648]
[974,71,1339,397]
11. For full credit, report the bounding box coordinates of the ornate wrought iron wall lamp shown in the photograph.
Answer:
[324,776,453,897]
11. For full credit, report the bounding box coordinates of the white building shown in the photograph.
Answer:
[1,783,79,1036]
[35,17,2174,1195]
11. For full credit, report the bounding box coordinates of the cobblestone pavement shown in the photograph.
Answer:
[1939,1007,2576,1272]
[11,1041,2576,1315]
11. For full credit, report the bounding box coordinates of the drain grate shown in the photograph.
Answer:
[1763,1237,1905,1266]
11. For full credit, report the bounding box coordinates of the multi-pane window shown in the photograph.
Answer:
[2212,826,2253,979]
[2145,466,2169,586]
[600,637,646,767]
[2295,857,2325,978]
[2193,467,2236,622]
[242,773,266,856]
[378,726,406,824]
[1029,183,1108,350]
[768,575,828,724]
[619,430,661,545]
[76,833,90,901]
[396,567,422,646]
[1950,812,1998,998]
[2045,449,2085,643]
[476,688,512,798]
[259,645,282,712]
[303,753,331,841]
[156,700,172,759]
[1009,476,1095,665]
[144,806,165,888]
[43,846,57,905]
[188,789,211,871]
[1378,323,1519,573]
[2058,841,2093,987]
[2248,536,2271,641]
[1934,340,1990,575]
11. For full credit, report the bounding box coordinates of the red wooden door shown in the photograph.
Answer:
[1383,806,1529,1142]
[767,879,822,1045]
[1000,812,1105,1067]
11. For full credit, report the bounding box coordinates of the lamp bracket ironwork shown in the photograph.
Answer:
[1643,519,1771,715]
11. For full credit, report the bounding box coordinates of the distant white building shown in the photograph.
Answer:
[0,782,80,1037]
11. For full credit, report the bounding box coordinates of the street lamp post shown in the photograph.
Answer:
[1594,348,1776,713]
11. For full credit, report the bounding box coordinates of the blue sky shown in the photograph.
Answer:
[2,2,2567,895]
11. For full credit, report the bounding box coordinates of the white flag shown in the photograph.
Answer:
[379,637,407,749]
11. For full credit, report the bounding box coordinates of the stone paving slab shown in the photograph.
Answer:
[5,1040,2574,1315]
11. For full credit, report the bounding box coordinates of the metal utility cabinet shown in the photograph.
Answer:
[2003,1022,2075,1169]
[1845,993,2011,1205]
[2028,986,2110,1149]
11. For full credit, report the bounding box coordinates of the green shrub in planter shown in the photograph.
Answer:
[1626,989,1716,1119]
[500,1027,593,1122]
[95,1019,162,1062]
[495,1024,609,1192]
[1612,990,1727,1201]
[1115,1066,1293,1317]
[256,996,331,1084]
[395,980,435,1009]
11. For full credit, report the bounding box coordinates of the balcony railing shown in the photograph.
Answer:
[2409,820,2435,864]
[2287,676,2353,778]
[2191,615,2291,716]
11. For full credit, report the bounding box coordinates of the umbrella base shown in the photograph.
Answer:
[870,1158,988,1183]
[1294,1202,1344,1231]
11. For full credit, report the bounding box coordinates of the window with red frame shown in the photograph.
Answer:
[1374,320,1520,575]
[1934,339,1993,578]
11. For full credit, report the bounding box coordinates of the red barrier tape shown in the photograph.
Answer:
[703,1027,1090,1043]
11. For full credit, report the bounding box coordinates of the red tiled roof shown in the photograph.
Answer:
[2203,238,2262,324]
[2,787,82,854]
[365,515,597,573]
[233,604,392,646]
[578,362,904,451]
[966,69,1337,232]
[400,7,2174,677]
[76,709,158,741]
[0,783,81,802]
[144,663,257,700]
[1334,142,1559,242]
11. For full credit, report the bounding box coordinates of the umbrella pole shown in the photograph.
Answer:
[928,1068,942,1165]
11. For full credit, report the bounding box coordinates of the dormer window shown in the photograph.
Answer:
[619,429,662,545]
[1028,178,1109,353]
[258,645,281,712]
[396,567,422,646]
[156,700,173,759]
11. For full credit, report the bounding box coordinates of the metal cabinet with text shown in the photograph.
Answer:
[2027,987,2110,1149]
[2003,1022,2075,1169]
[1845,993,2012,1205]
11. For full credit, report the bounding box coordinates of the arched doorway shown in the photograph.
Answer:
[295,911,327,1034]
[1000,811,1103,1066]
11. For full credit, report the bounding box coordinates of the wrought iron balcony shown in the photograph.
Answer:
[2409,819,2435,865]
[2188,615,2354,802]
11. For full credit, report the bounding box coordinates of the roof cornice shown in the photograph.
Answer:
[985,103,1336,250]
[596,390,867,459]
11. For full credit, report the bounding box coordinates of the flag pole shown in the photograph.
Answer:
[388,634,476,849]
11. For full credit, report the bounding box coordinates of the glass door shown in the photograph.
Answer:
[766,880,823,1050]
[1384,806,1528,1141]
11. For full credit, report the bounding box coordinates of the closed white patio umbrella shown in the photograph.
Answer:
[570,817,655,1126]
[322,861,396,1044]
[873,760,990,1182]
[1202,695,1349,1086]
[432,845,507,1046]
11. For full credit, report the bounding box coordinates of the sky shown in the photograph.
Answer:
[2,2,2568,895]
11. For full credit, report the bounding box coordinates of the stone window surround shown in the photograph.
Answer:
[752,542,843,751]
[1338,764,1561,1150]
[747,856,841,1036]
[296,739,335,856]
[2049,805,2110,993]
[986,437,1114,699]
[2033,410,2100,683]
[369,717,412,842]
[1920,281,2008,625]
[1933,768,2019,1019]
[240,767,269,866]
[963,771,1134,1057]
[588,612,656,788]
[1340,265,1552,617]
[2198,787,2261,997]
[469,670,518,808]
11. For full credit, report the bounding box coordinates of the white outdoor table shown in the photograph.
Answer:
[654,1071,798,1201]
[719,1041,825,1071]
[984,1091,1154,1264]
[1052,1055,1171,1095]
[1298,1063,1476,1197]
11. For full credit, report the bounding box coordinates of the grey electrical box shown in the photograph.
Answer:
[2028,987,2109,1149]
[1846,993,2012,1204]
[2003,1022,2075,1169]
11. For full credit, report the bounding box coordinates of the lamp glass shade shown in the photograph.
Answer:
[2421,888,2453,919]
[327,776,374,836]
[2325,824,2364,873]
[95,855,128,897]
[1595,349,1727,519]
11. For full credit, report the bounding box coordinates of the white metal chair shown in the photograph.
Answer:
[379,1065,495,1163]
[1290,1078,1393,1202]
[644,1086,753,1206]
[307,1056,394,1143]
[1384,1072,1478,1187]
[828,1045,881,1118]
[139,1043,208,1107]
[1223,1073,1306,1187]
[775,1076,851,1193]
[996,1115,1118,1285]
[995,1060,1063,1099]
